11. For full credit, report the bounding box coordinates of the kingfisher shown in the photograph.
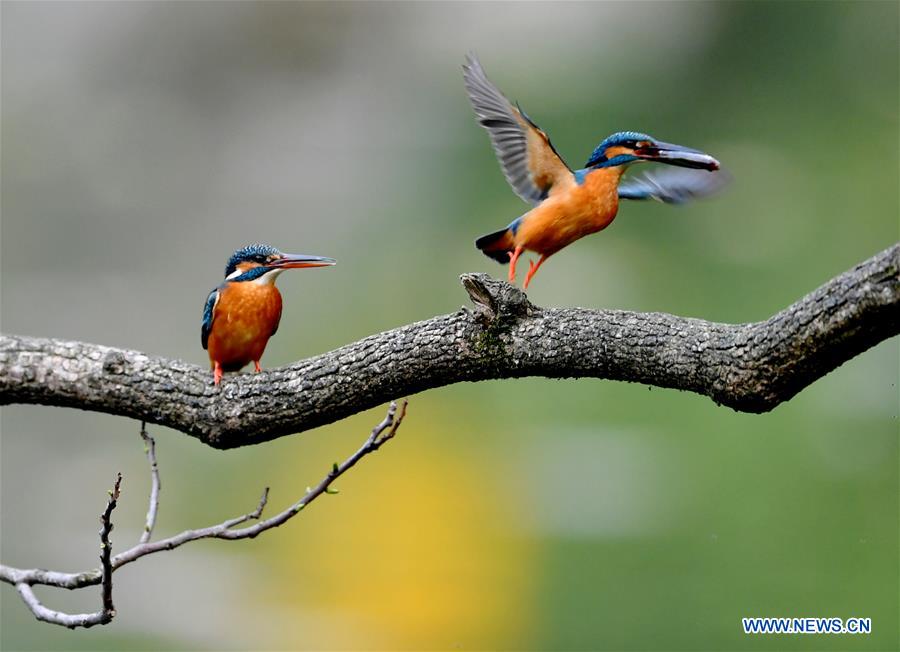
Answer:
[464,54,729,289]
[201,243,335,385]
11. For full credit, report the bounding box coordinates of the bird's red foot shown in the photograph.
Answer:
[254,361,262,373]
[508,246,523,284]
[523,255,546,290]
[213,362,223,386]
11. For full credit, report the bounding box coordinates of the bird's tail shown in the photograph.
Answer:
[475,227,515,264]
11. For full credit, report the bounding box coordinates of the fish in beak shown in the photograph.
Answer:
[635,141,720,171]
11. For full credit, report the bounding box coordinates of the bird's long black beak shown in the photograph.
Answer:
[267,254,336,269]
[636,141,720,171]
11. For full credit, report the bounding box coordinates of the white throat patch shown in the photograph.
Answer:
[225,267,284,284]
[253,268,284,285]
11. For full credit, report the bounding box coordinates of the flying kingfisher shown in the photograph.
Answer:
[201,243,335,385]
[464,54,729,289]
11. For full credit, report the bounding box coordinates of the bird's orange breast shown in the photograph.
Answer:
[207,282,283,371]
[514,167,623,256]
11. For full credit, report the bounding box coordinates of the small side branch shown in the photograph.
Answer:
[1,402,408,627]
[214,399,408,540]
[98,473,120,621]
[12,474,121,629]
[139,423,160,544]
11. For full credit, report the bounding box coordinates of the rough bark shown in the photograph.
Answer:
[1,244,897,450]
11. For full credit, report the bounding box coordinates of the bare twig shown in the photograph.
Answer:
[138,422,160,544]
[1,402,408,627]
[98,473,121,620]
[13,584,106,630]
[11,474,121,628]
[1,244,896,449]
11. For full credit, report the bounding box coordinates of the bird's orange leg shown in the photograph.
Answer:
[508,246,524,284]
[213,362,223,386]
[523,255,547,290]
[254,360,262,373]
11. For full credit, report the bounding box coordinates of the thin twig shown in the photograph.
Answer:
[98,473,121,621]
[13,584,109,629]
[138,422,160,544]
[11,474,121,628]
[1,401,408,627]
[214,399,409,540]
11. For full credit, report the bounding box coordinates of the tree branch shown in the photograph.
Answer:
[1,402,407,626]
[138,422,160,544]
[10,474,121,628]
[1,244,897,449]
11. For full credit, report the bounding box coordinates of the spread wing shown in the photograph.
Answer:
[463,54,573,205]
[201,288,220,350]
[618,167,731,204]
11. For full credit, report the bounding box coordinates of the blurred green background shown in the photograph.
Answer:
[1,2,897,650]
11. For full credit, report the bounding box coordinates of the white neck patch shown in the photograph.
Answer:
[252,268,284,285]
[225,267,284,285]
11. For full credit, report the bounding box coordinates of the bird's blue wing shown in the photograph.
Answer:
[201,288,220,350]
[463,54,573,206]
[619,167,731,204]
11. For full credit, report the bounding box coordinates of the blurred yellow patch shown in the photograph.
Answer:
[260,407,537,649]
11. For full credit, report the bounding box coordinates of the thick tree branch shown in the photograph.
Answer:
[1,244,897,449]
[1,402,407,626]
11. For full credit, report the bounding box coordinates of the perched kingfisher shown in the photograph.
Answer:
[201,244,335,385]
[464,54,729,289]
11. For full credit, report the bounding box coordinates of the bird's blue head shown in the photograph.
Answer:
[585,131,720,171]
[224,243,335,283]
